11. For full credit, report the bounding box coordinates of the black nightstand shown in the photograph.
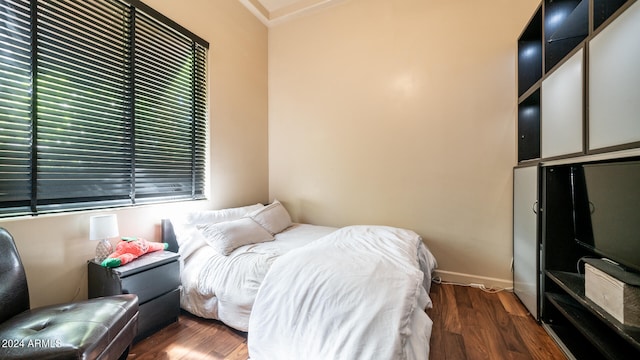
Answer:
[88,251,180,342]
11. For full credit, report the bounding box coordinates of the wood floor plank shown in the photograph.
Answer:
[498,290,530,318]
[129,314,247,360]
[427,287,446,359]
[224,344,250,360]
[455,288,508,359]
[441,331,467,360]
[511,314,564,360]
[482,289,531,357]
[130,284,566,359]
[441,282,463,333]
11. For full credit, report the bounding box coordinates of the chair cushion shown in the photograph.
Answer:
[0,294,138,360]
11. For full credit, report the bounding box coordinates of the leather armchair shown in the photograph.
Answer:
[0,227,139,360]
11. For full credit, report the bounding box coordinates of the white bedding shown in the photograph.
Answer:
[178,222,337,331]
[248,225,437,360]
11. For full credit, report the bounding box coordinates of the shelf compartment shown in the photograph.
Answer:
[546,271,640,351]
[545,292,639,359]
[546,270,584,297]
[518,6,542,97]
[544,0,588,73]
[542,314,605,360]
[517,89,541,163]
[593,0,629,31]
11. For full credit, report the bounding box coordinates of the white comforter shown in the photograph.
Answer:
[248,225,437,360]
[179,223,337,331]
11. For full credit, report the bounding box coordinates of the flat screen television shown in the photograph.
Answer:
[570,159,640,274]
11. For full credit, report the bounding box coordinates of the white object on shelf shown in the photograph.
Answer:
[585,263,640,327]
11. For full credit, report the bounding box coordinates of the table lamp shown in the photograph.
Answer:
[90,214,119,263]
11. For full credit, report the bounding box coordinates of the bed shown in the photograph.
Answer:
[162,201,437,359]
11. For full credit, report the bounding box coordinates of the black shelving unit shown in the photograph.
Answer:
[515,0,635,165]
[540,160,640,359]
[515,2,640,357]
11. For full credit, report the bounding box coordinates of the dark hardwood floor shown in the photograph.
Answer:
[427,284,565,360]
[128,283,566,359]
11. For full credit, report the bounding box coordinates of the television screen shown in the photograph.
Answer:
[571,159,640,273]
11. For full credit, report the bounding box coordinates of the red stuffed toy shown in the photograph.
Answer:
[101,237,168,267]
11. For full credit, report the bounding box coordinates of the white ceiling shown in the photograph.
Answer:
[239,0,344,26]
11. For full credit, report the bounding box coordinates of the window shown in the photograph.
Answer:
[0,0,208,217]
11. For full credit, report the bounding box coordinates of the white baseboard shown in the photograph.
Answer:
[433,269,513,291]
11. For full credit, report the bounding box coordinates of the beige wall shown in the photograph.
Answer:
[268,0,540,287]
[0,0,268,307]
[1,0,544,307]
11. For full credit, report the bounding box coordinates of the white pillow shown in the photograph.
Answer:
[175,224,208,260]
[197,217,274,255]
[248,199,292,235]
[186,203,264,225]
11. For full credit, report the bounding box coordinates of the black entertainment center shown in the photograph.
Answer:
[513,0,640,358]
[541,157,640,359]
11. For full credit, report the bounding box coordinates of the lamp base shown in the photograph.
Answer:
[95,238,114,263]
